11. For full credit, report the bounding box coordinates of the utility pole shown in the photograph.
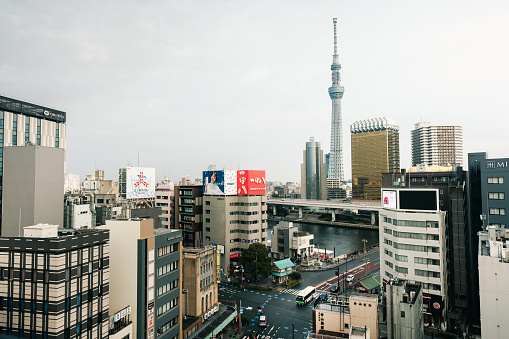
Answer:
[292,323,295,339]
[238,299,242,334]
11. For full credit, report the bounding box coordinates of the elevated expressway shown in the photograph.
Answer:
[267,199,383,225]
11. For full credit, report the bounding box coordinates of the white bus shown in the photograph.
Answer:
[296,286,316,306]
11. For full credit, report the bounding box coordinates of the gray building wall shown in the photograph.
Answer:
[2,145,64,236]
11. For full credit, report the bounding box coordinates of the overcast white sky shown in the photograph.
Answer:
[1,1,508,183]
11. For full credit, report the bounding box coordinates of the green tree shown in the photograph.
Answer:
[238,243,272,281]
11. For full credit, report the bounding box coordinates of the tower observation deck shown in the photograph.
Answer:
[328,18,345,182]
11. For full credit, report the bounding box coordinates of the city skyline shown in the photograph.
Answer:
[0,1,508,183]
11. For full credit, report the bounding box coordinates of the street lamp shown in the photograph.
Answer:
[362,239,368,253]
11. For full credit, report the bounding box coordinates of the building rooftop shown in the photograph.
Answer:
[273,258,295,270]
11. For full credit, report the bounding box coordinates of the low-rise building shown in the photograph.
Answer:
[271,258,295,285]
[386,280,424,339]
[312,293,378,338]
[271,221,314,261]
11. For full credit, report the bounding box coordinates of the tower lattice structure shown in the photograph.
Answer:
[328,18,345,182]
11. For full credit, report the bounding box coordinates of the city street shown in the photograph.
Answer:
[218,250,380,339]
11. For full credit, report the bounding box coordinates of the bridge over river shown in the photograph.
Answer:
[267,198,382,225]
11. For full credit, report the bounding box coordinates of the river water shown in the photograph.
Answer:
[268,221,379,256]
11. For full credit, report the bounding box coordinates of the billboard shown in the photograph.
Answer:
[382,190,397,209]
[203,170,237,195]
[381,188,439,211]
[237,170,266,195]
[399,190,438,211]
[126,167,156,199]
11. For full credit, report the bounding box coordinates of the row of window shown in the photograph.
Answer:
[158,243,179,258]
[489,192,505,200]
[229,229,259,234]
[157,316,178,337]
[157,261,179,277]
[229,211,259,216]
[156,297,178,317]
[415,269,441,278]
[392,231,439,241]
[488,177,504,184]
[229,238,259,244]
[200,275,213,291]
[229,220,259,225]
[229,202,259,207]
[490,208,506,215]
[382,217,439,228]
[384,238,439,253]
[157,279,178,297]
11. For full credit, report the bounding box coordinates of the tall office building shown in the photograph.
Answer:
[0,225,109,338]
[0,95,66,232]
[382,166,471,331]
[351,117,400,201]
[328,18,345,182]
[467,152,509,331]
[301,137,327,200]
[411,122,463,167]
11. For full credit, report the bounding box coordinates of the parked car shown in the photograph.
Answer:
[346,274,354,282]
[330,284,339,293]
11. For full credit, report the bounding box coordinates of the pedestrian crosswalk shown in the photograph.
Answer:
[280,288,301,295]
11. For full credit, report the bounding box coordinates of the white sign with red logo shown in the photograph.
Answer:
[126,167,156,199]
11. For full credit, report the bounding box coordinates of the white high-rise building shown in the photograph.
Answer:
[411,122,463,167]
[379,188,448,329]
[328,18,345,182]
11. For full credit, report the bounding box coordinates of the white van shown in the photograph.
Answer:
[346,274,354,282]
[259,315,266,327]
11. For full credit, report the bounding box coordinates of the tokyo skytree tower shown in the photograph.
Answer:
[328,18,345,182]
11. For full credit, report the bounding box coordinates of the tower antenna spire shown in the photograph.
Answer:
[333,18,338,56]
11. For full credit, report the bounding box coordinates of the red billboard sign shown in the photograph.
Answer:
[237,170,266,195]
[230,253,240,259]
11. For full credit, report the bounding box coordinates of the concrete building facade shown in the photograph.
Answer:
[181,246,218,338]
[411,122,463,167]
[301,137,327,200]
[379,188,448,329]
[478,225,509,339]
[203,195,268,273]
[386,280,424,339]
[351,117,400,201]
[103,219,182,339]
[2,145,65,236]
[0,225,109,338]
